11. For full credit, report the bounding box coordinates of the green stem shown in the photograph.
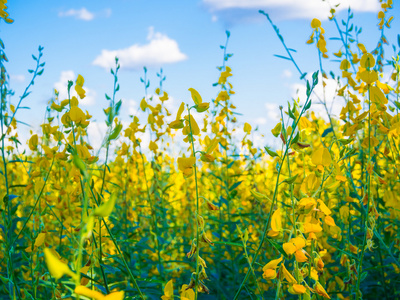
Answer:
[355,85,372,298]
[187,107,201,300]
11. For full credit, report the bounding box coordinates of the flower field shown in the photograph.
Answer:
[0,1,399,299]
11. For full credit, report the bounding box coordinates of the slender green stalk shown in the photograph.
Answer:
[139,148,164,284]
[238,227,264,300]
[87,183,145,299]
[187,107,201,300]
[355,85,372,298]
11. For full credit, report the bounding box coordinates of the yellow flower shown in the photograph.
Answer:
[271,207,282,232]
[75,74,86,99]
[200,153,215,162]
[177,156,196,177]
[311,147,331,168]
[311,18,321,28]
[314,282,331,299]
[262,268,277,280]
[288,284,306,295]
[44,248,76,280]
[188,88,202,105]
[281,263,297,284]
[75,286,125,300]
[283,236,308,262]
[149,140,158,152]
[161,279,174,300]
[263,256,283,270]
[243,122,252,134]
[195,102,209,113]
[169,119,184,129]
[28,134,38,151]
[180,284,195,300]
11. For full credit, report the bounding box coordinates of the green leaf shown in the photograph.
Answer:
[250,190,271,202]
[339,138,354,145]
[108,124,123,141]
[213,241,243,248]
[288,109,295,120]
[291,132,299,144]
[321,128,333,137]
[265,238,288,258]
[273,54,291,61]
[280,174,298,185]
[304,100,312,111]
[244,229,248,244]
[229,181,243,191]
[265,147,279,157]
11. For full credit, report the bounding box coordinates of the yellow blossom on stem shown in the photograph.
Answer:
[177,156,196,177]
[74,286,125,300]
[44,248,76,280]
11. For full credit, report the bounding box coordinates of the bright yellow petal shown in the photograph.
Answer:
[281,264,297,284]
[283,242,297,255]
[311,18,321,28]
[271,207,282,232]
[75,286,105,300]
[244,122,251,134]
[104,291,125,300]
[44,248,75,280]
[189,115,200,135]
[325,215,336,226]
[263,256,283,270]
[262,268,277,280]
[34,233,46,248]
[317,199,331,215]
[360,53,375,69]
[303,222,323,233]
[314,282,331,299]
[292,236,306,250]
[321,148,332,167]
[176,102,185,120]
[188,88,202,105]
[292,284,306,294]
[163,279,174,297]
[294,250,308,262]
[69,106,86,123]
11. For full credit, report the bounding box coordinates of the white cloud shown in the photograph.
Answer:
[86,121,108,152]
[103,8,112,18]
[281,69,292,79]
[264,102,280,121]
[121,98,138,116]
[92,27,187,70]
[255,117,267,125]
[54,71,96,106]
[203,0,380,23]
[10,74,25,83]
[58,8,95,21]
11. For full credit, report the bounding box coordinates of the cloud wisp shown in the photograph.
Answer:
[92,27,187,71]
[58,8,95,21]
[203,0,380,24]
[58,8,111,21]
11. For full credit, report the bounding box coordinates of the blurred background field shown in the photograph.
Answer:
[0,1,400,300]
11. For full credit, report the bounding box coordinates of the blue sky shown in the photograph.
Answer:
[1,0,399,150]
